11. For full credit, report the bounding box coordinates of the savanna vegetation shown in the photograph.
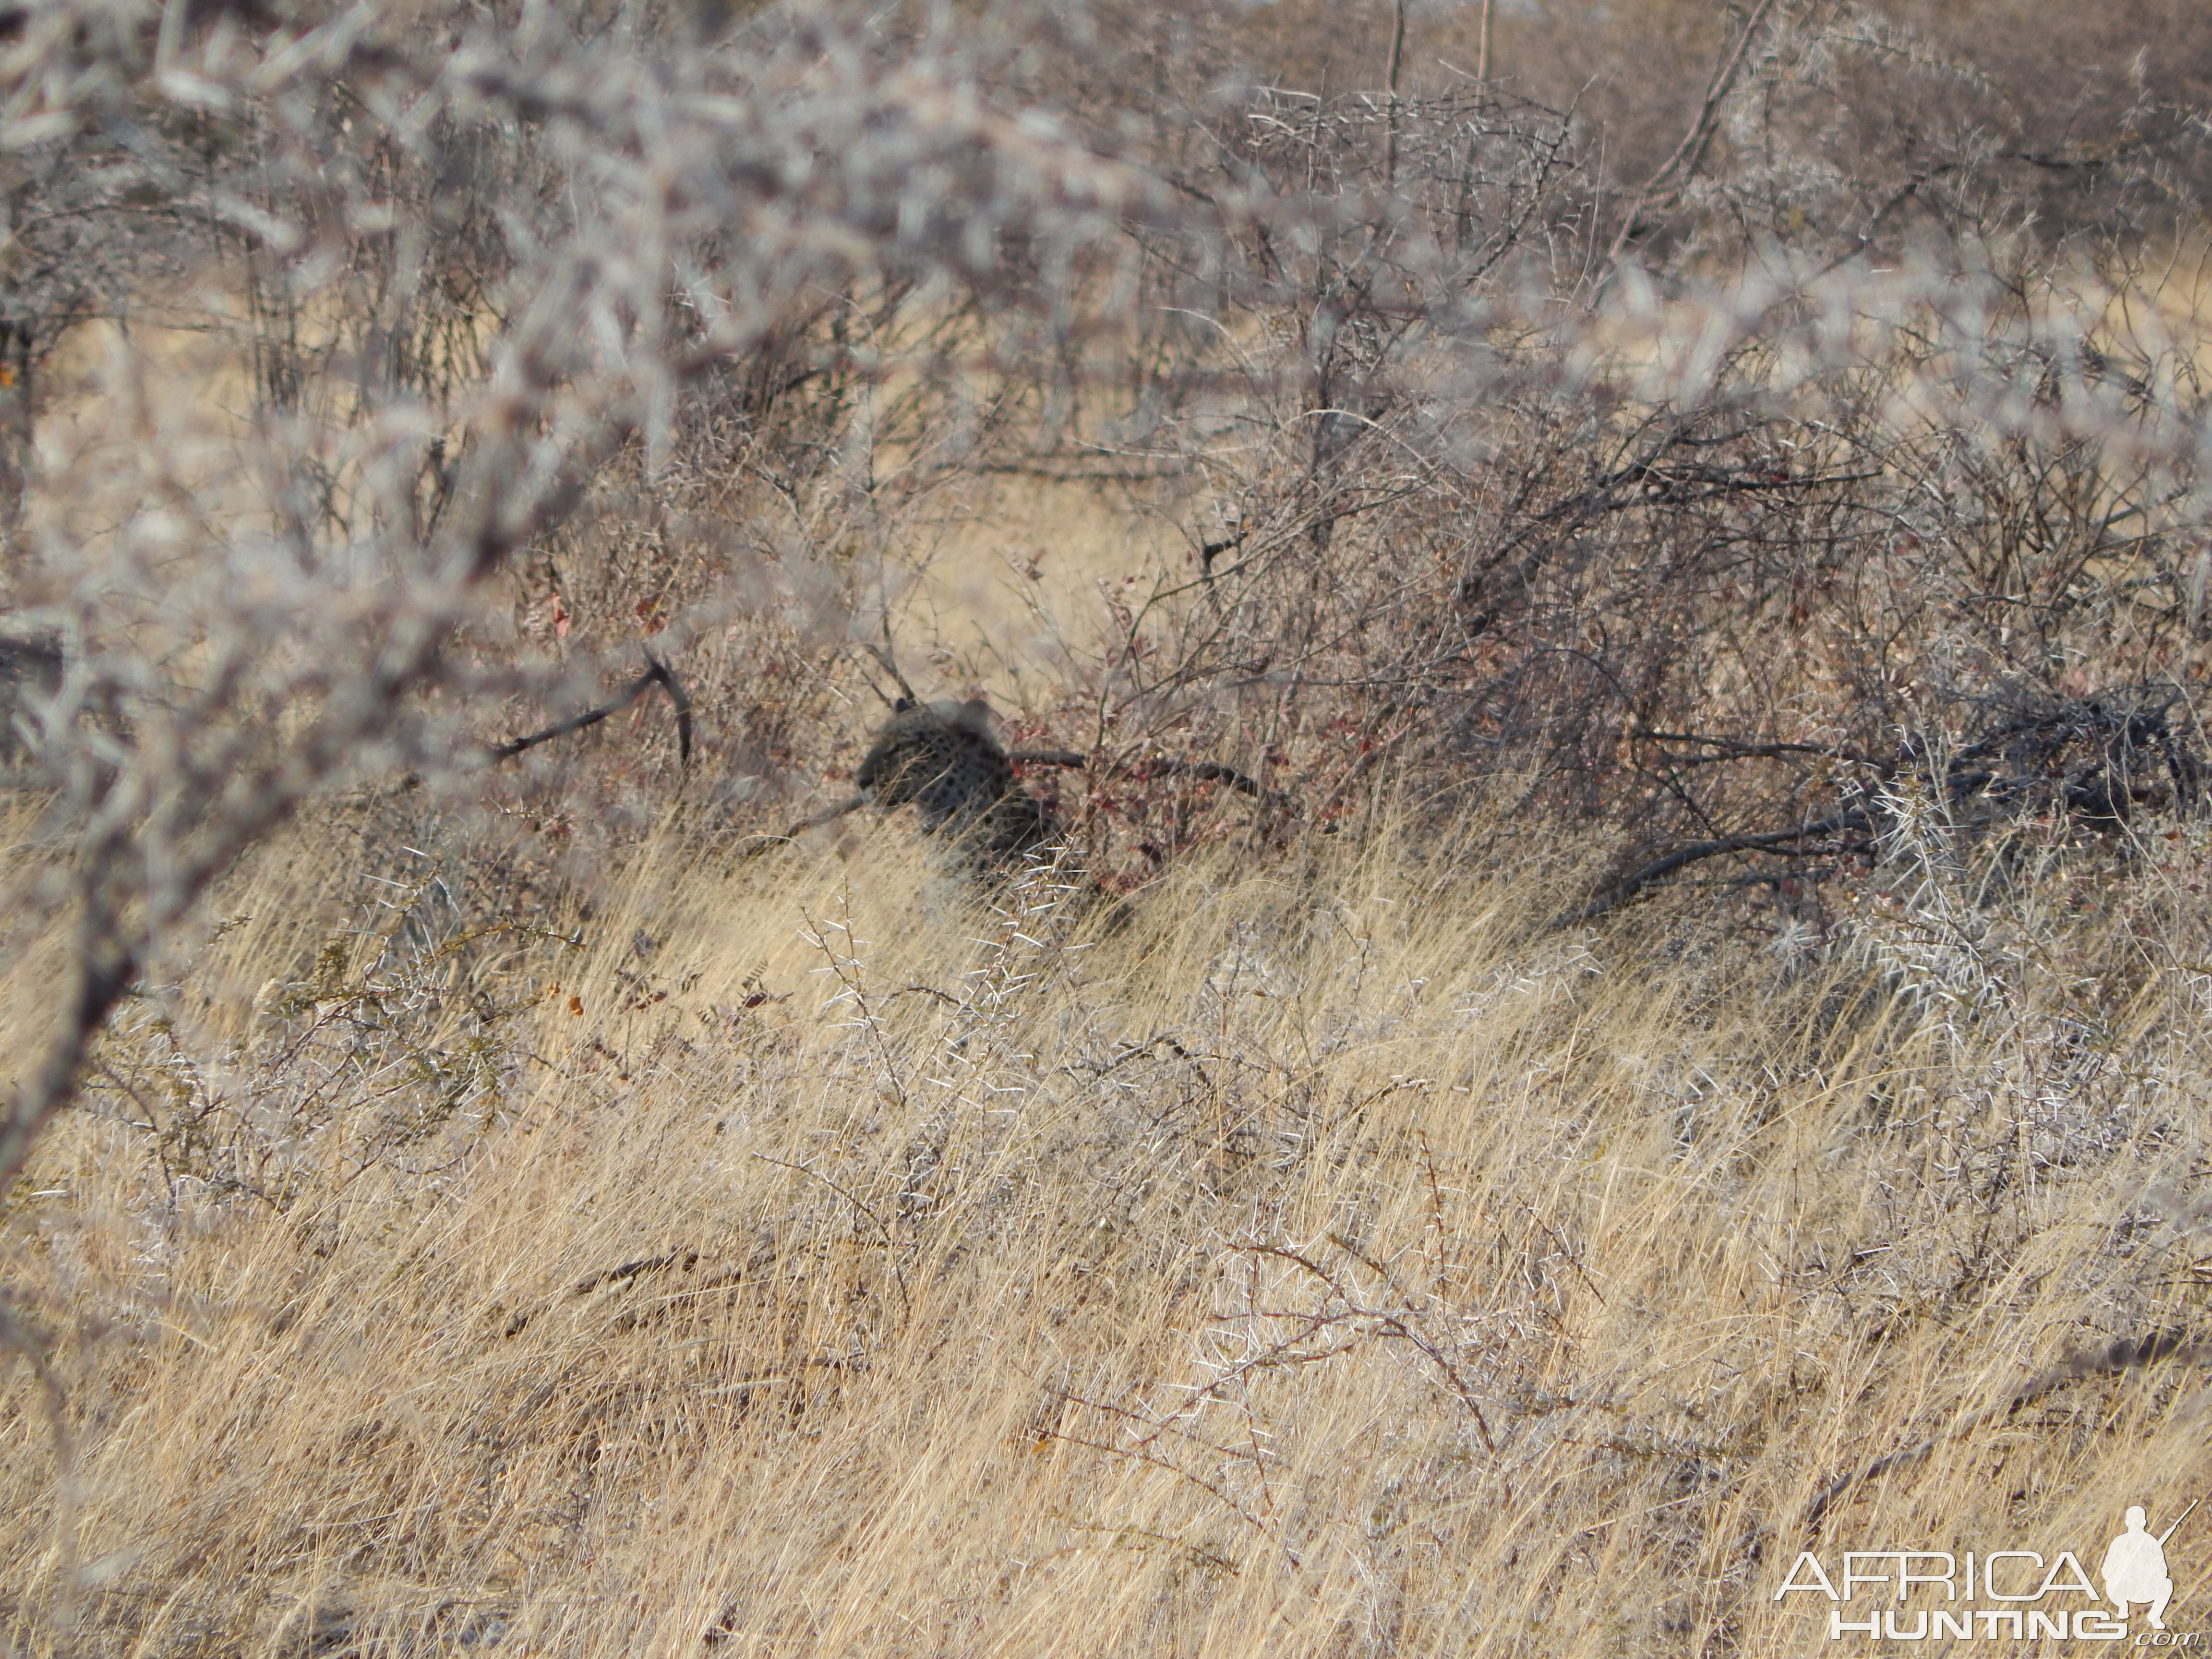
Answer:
[3,1,2212,1653]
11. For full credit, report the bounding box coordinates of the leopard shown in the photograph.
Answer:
[855,697,1064,866]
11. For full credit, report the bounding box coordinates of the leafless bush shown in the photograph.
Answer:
[959,2,2212,912]
[3,4,2212,1646]
[0,0,1192,1195]
[0,0,2204,1194]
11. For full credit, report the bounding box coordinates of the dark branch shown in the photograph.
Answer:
[1802,1330,2204,1532]
[736,793,868,861]
[1145,757,1265,797]
[1551,808,1875,928]
[492,654,692,770]
[1007,748,1266,798]
[1635,730,1884,769]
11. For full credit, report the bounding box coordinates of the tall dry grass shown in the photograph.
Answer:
[7,6,2212,1654]
[4,788,2211,1657]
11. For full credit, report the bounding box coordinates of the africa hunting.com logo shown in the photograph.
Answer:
[1776,1500,2199,1643]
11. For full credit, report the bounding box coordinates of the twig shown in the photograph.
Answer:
[1551,809,1875,928]
[1383,0,1409,188]
[1247,1242,1497,1452]
[1635,730,1884,769]
[735,793,867,860]
[1007,748,1268,798]
[1145,757,1267,797]
[1803,1331,2207,1531]
[861,618,919,708]
[1599,0,1781,277]
[491,653,692,770]
[752,1153,909,1312]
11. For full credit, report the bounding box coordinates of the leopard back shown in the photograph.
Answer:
[856,699,1061,861]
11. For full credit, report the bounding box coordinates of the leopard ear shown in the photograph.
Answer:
[893,696,916,713]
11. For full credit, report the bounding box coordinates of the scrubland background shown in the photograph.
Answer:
[4,1,2212,1655]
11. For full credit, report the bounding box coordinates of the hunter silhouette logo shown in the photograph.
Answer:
[1776,1498,2200,1643]
[2105,1501,2196,1632]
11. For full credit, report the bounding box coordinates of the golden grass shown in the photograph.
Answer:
[6,802,2212,1657]
[888,467,1183,713]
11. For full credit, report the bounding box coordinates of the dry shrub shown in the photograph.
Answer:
[4,1,2212,1655]
[3,816,2210,1655]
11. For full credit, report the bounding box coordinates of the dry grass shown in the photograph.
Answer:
[889,470,1183,711]
[5,794,2212,1658]
[12,5,2212,1652]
